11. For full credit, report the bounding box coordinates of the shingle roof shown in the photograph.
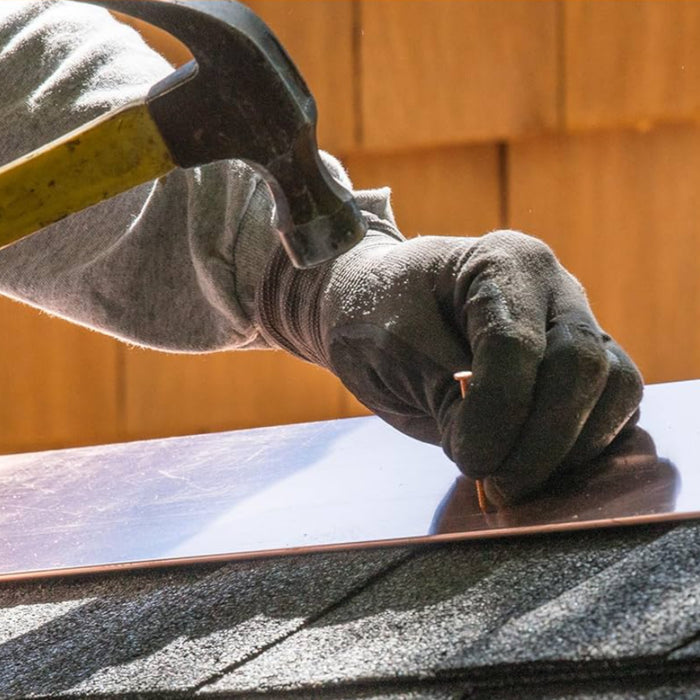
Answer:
[2,520,700,698]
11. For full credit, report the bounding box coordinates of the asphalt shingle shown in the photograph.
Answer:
[0,548,407,697]
[204,523,700,696]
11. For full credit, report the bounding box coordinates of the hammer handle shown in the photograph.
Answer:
[0,100,174,249]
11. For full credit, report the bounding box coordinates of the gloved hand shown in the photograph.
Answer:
[255,225,643,505]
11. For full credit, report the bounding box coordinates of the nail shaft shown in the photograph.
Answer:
[452,370,489,513]
[475,479,488,512]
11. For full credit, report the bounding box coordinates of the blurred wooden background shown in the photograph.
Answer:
[1,0,699,453]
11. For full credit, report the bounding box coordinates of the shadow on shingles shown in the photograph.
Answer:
[325,521,676,632]
[0,547,413,697]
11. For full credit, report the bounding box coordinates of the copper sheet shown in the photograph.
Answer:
[0,380,697,581]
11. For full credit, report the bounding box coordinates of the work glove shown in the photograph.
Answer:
[255,221,643,505]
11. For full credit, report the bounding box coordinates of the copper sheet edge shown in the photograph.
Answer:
[1,508,698,584]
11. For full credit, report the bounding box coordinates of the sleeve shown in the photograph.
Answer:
[0,0,399,354]
[0,0,277,352]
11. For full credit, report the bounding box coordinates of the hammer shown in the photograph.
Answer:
[0,0,366,268]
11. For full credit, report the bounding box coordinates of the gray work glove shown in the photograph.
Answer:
[255,225,643,504]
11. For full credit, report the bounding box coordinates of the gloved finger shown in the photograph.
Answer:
[482,314,610,504]
[443,258,549,479]
[444,330,544,479]
[561,337,644,466]
[328,321,470,445]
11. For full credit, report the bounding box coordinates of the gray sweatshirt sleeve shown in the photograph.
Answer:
[0,0,398,353]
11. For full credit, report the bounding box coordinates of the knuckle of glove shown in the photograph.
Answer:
[608,342,644,398]
[548,323,610,395]
[478,229,559,269]
[600,343,645,434]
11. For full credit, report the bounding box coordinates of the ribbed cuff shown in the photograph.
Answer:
[254,242,330,366]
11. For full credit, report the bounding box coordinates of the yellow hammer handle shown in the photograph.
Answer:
[0,101,175,249]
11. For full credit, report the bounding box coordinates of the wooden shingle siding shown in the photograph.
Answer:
[122,348,349,443]
[1,1,698,452]
[564,0,700,131]
[345,144,503,238]
[358,0,559,150]
[0,297,121,453]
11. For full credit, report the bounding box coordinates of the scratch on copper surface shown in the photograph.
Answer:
[156,470,213,493]
[236,445,270,467]
[4,502,79,517]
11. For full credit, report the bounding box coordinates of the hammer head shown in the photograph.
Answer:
[83,0,366,268]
